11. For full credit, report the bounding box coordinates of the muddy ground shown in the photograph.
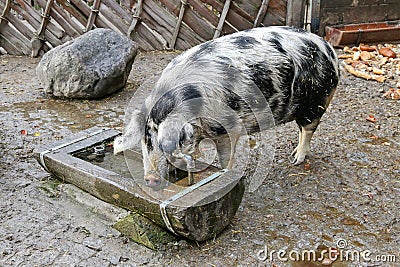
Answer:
[0,51,399,267]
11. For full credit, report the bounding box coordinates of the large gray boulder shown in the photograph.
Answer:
[36,28,138,99]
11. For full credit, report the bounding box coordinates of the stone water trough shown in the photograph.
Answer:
[34,127,245,241]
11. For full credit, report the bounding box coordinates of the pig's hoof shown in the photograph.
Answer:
[291,154,306,165]
[290,146,299,157]
[291,149,308,165]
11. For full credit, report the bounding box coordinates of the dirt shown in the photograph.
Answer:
[0,51,399,267]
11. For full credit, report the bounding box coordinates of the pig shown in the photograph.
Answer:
[114,26,339,188]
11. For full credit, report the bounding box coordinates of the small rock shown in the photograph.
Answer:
[109,255,120,266]
[83,240,102,251]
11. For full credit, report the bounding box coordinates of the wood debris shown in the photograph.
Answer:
[382,88,400,100]
[340,43,400,89]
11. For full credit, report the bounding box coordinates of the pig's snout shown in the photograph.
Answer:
[144,174,161,187]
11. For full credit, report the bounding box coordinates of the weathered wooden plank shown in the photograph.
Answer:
[102,0,132,24]
[170,0,187,49]
[229,1,255,23]
[160,0,214,42]
[127,0,142,39]
[213,0,231,38]
[0,23,31,54]
[286,0,305,28]
[69,0,110,29]
[200,0,252,31]
[31,0,54,57]
[15,0,65,39]
[341,5,400,23]
[321,5,400,29]
[321,0,354,8]
[0,34,24,55]
[11,1,63,47]
[98,2,129,34]
[2,8,51,52]
[36,0,82,37]
[131,23,161,50]
[142,0,204,50]
[85,0,101,32]
[55,0,87,28]
[261,0,287,26]
[254,0,270,27]
[0,0,11,28]
[188,0,235,34]
[322,0,399,8]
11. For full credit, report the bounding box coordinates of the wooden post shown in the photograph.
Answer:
[253,0,270,28]
[286,0,306,28]
[169,0,187,50]
[127,0,143,40]
[0,0,11,28]
[31,0,53,57]
[213,0,231,39]
[311,0,321,34]
[85,0,101,32]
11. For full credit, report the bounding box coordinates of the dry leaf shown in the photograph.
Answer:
[360,44,376,52]
[304,163,311,171]
[353,51,361,61]
[344,64,372,80]
[360,51,371,61]
[382,88,400,100]
[379,47,396,58]
[338,54,353,59]
[372,67,384,75]
[366,114,377,123]
[372,75,386,83]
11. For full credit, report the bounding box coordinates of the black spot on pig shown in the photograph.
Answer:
[232,36,261,49]
[269,38,286,54]
[150,85,202,125]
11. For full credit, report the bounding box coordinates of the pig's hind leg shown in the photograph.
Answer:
[291,119,320,165]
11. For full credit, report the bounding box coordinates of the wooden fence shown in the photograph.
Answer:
[0,0,298,57]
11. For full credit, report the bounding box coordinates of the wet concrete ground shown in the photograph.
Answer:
[0,52,399,266]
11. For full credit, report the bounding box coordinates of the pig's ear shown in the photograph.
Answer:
[157,115,193,154]
[114,109,145,154]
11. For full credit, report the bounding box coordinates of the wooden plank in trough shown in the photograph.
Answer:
[34,127,245,241]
